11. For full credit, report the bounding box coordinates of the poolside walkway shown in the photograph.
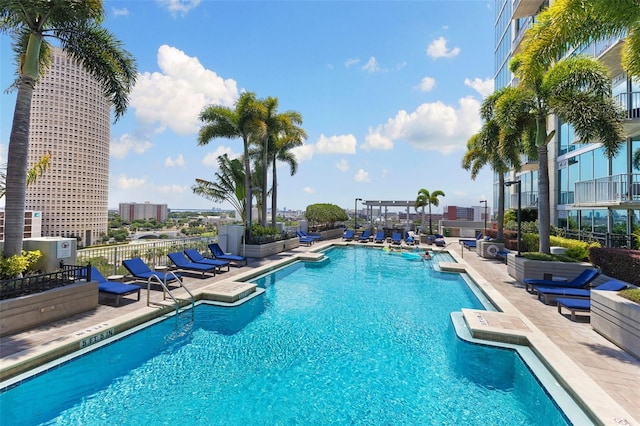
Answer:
[1,239,639,425]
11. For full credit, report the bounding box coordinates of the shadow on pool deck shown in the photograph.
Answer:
[1,239,639,425]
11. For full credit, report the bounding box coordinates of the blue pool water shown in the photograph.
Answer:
[1,246,572,425]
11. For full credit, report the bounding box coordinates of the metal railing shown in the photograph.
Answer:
[613,92,640,119]
[0,264,86,300]
[574,174,640,206]
[77,237,218,277]
[563,230,634,249]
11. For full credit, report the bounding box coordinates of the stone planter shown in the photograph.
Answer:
[312,228,345,240]
[477,240,505,259]
[507,256,601,284]
[242,237,300,258]
[0,281,98,337]
[591,290,640,360]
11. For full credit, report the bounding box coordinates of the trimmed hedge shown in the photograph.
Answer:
[589,247,640,286]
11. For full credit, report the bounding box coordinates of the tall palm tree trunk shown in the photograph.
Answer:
[243,138,252,241]
[271,160,278,228]
[428,203,433,235]
[537,116,551,254]
[497,174,505,240]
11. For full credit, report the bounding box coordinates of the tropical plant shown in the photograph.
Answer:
[519,0,640,78]
[305,203,349,230]
[192,154,246,221]
[0,152,51,199]
[497,53,625,253]
[198,92,264,239]
[414,189,445,235]
[462,87,535,241]
[1,0,137,258]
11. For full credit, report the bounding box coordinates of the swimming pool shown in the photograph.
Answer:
[1,246,579,425]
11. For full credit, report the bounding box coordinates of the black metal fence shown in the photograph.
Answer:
[563,230,635,249]
[0,264,88,300]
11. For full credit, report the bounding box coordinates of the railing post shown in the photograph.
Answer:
[113,247,118,276]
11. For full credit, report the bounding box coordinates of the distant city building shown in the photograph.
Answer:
[119,202,169,222]
[444,205,490,222]
[25,47,110,247]
[0,210,42,241]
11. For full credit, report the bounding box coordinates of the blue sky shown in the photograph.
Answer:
[1,0,495,215]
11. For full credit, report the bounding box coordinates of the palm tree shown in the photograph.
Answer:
[415,189,445,235]
[198,92,263,239]
[502,54,625,253]
[0,152,51,199]
[519,0,640,78]
[192,154,246,220]
[1,0,137,258]
[462,87,535,241]
[270,129,305,228]
[254,97,306,227]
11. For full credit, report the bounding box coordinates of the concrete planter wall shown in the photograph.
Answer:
[314,228,345,240]
[242,237,300,258]
[507,256,603,284]
[591,290,640,360]
[0,281,98,337]
[477,241,505,259]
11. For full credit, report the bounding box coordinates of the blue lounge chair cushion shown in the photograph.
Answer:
[391,233,402,245]
[208,243,248,266]
[557,297,592,321]
[524,268,600,292]
[342,230,355,241]
[373,231,385,243]
[297,231,321,240]
[90,267,141,305]
[184,249,230,271]
[359,230,371,242]
[536,279,627,305]
[122,257,181,282]
[168,252,217,276]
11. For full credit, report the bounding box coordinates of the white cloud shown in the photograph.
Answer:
[157,184,190,193]
[426,37,460,59]
[315,134,357,154]
[464,77,494,98]
[115,174,146,189]
[362,57,380,73]
[112,7,130,17]
[110,133,153,159]
[165,154,185,167]
[202,145,238,167]
[131,45,239,135]
[291,143,315,162]
[303,186,315,194]
[361,127,393,151]
[418,76,436,92]
[345,58,360,68]
[364,96,482,154]
[354,169,370,182]
[157,0,201,16]
[335,159,350,172]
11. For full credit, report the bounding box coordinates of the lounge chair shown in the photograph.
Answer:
[556,279,629,320]
[391,232,402,245]
[184,248,230,272]
[167,252,217,277]
[524,268,600,293]
[404,232,416,245]
[536,279,628,305]
[298,235,315,246]
[297,230,321,241]
[122,257,182,284]
[342,230,355,241]
[434,234,445,247]
[90,266,141,306]
[359,229,371,243]
[373,231,385,243]
[208,243,248,266]
[459,232,482,250]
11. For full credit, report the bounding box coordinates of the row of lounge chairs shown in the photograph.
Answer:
[94,243,247,305]
[522,267,631,321]
[342,230,418,245]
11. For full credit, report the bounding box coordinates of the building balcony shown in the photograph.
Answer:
[574,174,640,208]
[614,91,640,137]
[508,191,538,209]
[512,0,545,19]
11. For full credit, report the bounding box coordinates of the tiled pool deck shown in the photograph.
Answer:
[1,240,638,425]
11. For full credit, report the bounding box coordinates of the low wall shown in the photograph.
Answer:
[0,281,98,337]
[507,256,606,285]
[591,291,640,360]
[242,237,300,258]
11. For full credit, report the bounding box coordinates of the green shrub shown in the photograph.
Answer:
[549,236,600,262]
[619,288,640,304]
[522,252,578,262]
[0,250,43,279]
[589,247,640,286]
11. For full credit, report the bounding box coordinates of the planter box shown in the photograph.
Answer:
[0,281,98,337]
[313,228,344,240]
[242,237,300,258]
[477,240,505,259]
[507,256,602,284]
[591,290,640,360]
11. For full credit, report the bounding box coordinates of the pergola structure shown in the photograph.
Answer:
[360,200,416,229]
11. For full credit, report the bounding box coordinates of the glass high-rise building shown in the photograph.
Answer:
[494,0,640,247]
[25,47,110,247]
